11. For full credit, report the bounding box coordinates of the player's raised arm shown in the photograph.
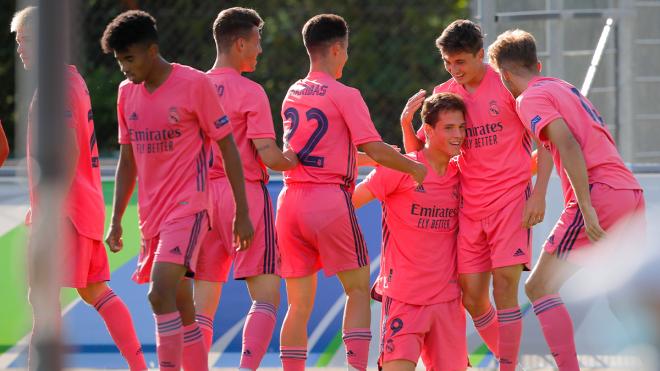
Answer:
[542,118,605,241]
[217,134,254,250]
[400,89,426,153]
[0,121,8,167]
[106,144,137,253]
[359,141,427,185]
[253,138,298,171]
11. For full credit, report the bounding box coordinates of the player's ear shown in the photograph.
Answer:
[537,60,542,73]
[423,122,433,139]
[330,41,340,57]
[476,48,484,61]
[147,43,158,58]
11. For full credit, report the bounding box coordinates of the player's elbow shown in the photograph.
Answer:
[361,141,387,164]
[0,145,8,167]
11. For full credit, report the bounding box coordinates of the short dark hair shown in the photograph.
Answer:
[436,19,483,55]
[302,14,348,54]
[213,7,263,52]
[101,10,158,54]
[421,93,466,128]
[488,29,538,74]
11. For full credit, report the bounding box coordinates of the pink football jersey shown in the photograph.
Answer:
[27,65,105,240]
[281,71,382,191]
[516,76,641,204]
[117,63,232,239]
[364,152,461,305]
[418,65,532,219]
[206,67,276,183]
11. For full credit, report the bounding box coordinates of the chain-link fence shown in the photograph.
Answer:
[3,0,471,158]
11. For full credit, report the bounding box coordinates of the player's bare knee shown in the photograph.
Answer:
[288,301,314,319]
[77,288,97,305]
[524,278,549,302]
[148,286,175,311]
[343,283,370,301]
[462,294,489,316]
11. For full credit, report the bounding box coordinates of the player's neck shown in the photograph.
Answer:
[422,146,449,176]
[462,63,487,93]
[309,59,336,79]
[144,57,172,93]
[212,53,241,73]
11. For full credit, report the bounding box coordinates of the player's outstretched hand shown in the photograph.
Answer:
[105,223,123,253]
[582,204,606,242]
[234,214,254,252]
[411,161,428,186]
[400,89,426,127]
[522,190,545,228]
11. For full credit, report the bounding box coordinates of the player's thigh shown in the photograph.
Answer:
[234,181,279,279]
[379,298,426,368]
[196,180,233,283]
[316,188,369,277]
[276,186,321,278]
[155,211,210,278]
[382,360,416,371]
[422,299,468,371]
[457,213,490,274]
[487,194,532,270]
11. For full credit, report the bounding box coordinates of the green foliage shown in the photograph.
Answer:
[3,0,469,154]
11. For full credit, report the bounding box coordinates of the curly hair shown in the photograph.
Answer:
[101,10,158,53]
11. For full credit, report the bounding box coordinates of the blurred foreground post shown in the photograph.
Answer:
[28,0,70,370]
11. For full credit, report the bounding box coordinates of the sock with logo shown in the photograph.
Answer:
[154,312,183,370]
[533,295,580,371]
[342,328,371,371]
[239,301,277,370]
[497,307,523,371]
[93,289,147,370]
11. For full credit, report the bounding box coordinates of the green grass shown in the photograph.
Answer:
[0,182,141,354]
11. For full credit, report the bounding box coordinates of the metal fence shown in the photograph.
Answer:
[473,0,660,167]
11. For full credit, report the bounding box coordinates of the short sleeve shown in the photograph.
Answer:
[245,86,276,140]
[362,166,405,201]
[117,86,130,144]
[194,75,233,141]
[416,126,426,143]
[336,88,382,146]
[516,90,562,140]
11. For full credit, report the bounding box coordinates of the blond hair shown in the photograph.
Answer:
[10,6,37,33]
[488,29,538,74]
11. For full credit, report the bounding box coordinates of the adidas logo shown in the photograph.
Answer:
[415,184,425,193]
[169,246,182,255]
[547,235,555,245]
[129,112,139,121]
[513,248,525,257]
[243,349,252,356]
[346,350,355,357]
